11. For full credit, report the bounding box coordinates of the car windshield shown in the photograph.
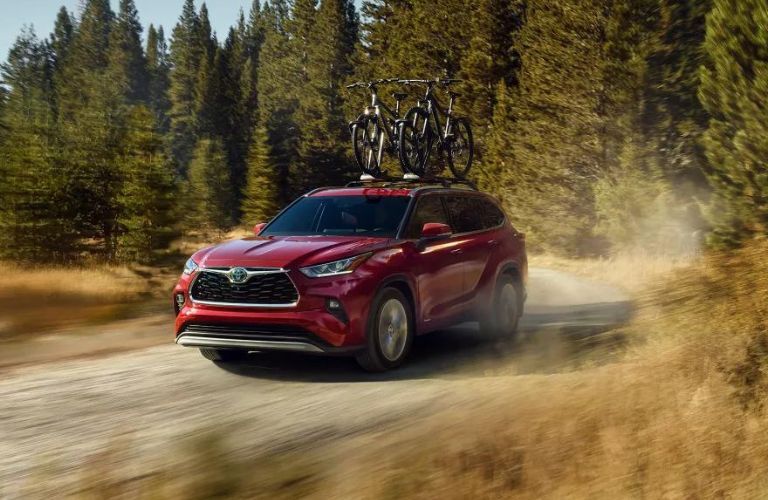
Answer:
[261,195,411,237]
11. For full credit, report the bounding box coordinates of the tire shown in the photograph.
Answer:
[356,287,414,372]
[481,274,522,339]
[199,348,249,363]
[398,107,432,177]
[446,118,474,178]
[352,114,382,177]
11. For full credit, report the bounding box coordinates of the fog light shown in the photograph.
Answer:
[174,293,185,314]
[326,298,348,323]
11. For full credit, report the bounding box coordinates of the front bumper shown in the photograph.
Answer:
[175,323,361,354]
[173,268,379,353]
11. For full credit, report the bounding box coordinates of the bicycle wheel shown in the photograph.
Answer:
[398,107,432,177]
[445,118,474,178]
[352,115,382,176]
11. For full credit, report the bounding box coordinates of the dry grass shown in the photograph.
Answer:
[0,262,164,339]
[0,229,250,340]
[532,250,698,293]
[27,242,768,498]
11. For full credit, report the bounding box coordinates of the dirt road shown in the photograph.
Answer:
[0,268,630,497]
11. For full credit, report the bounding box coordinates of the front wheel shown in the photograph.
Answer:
[352,115,382,177]
[356,287,414,372]
[445,118,474,178]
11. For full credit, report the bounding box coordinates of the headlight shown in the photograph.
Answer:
[300,253,372,278]
[183,258,199,275]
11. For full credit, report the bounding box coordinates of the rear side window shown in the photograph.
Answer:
[478,197,505,229]
[444,195,484,233]
[404,195,450,239]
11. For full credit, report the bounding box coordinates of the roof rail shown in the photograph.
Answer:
[345,174,477,191]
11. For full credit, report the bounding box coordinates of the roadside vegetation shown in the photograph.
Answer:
[17,241,765,498]
[1,0,766,263]
[0,230,250,340]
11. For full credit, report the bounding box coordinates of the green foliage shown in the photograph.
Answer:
[146,25,171,131]
[0,28,74,261]
[108,0,148,104]
[699,0,768,247]
[186,137,234,231]
[241,126,280,224]
[257,0,299,202]
[116,106,177,262]
[169,0,203,173]
[1,0,763,261]
[293,0,357,191]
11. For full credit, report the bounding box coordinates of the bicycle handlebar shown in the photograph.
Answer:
[398,78,463,86]
[345,78,401,89]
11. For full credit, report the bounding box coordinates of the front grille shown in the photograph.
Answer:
[190,270,299,306]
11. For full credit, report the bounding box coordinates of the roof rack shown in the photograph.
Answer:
[345,173,477,191]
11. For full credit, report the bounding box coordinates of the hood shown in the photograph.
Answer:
[194,235,393,269]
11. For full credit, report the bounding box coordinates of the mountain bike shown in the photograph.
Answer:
[347,79,409,177]
[397,79,473,179]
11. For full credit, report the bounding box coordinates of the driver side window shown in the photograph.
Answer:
[404,195,450,239]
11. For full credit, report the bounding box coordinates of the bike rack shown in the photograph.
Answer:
[346,173,477,191]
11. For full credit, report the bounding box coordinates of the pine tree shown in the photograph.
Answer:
[198,3,217,62]
[56,0,123,258]
[241,126,280,223]
[257,0,299,203]
[107,0,148,104]
[50,7,74,73]
[186,137,234,231]
[194,46,224,138]
[116,106,176,262]
[0,28,73,260]
[169,0,202,172]
[242,0,266,123]
[146,24,171,130]
[699,0,768,246]
[644,0,711,186]
[460,0,522,147]
[220,21,250,199]
[294,0,357,191]
[486,0,609,254]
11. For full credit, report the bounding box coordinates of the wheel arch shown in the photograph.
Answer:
[497,262,526,307]
[377,274,418,329]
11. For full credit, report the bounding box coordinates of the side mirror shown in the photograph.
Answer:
[420,222,452,240]
[253,222,267,235]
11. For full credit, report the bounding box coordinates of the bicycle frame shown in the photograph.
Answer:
[416,84,456,148]
[364,85,406,168]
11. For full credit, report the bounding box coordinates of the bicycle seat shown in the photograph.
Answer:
[392,92,408,101]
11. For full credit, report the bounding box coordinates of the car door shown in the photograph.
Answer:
[443,194,493,300]
[402,194,465,328]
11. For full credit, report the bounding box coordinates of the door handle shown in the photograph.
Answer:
[450,248,463,255]
[488,239,499,247]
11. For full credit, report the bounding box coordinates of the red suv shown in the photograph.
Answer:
[173,182,527,371]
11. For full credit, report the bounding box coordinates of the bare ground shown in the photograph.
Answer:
[0,268,631,497]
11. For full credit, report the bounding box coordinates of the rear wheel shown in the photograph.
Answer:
[352,115,382,177]
[199,348,249,363]
[445,118,474,178]
[398,107,432,177]
[481,274,522,339]
[356,287,414,372]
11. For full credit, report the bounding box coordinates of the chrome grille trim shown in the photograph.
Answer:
[189,267,300,308]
